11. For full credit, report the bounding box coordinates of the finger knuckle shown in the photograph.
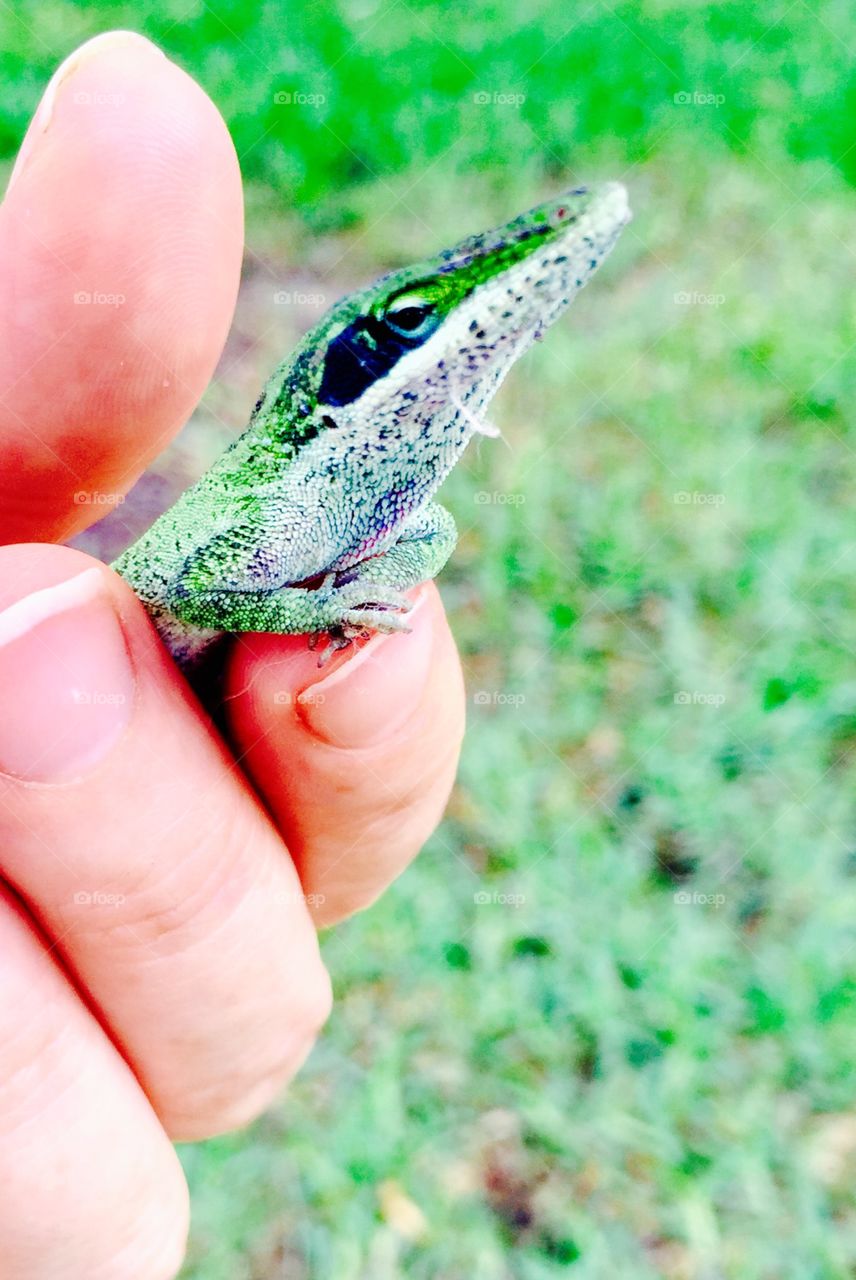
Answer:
[169,962,332,1139]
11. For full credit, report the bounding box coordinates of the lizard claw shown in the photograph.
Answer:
[308,580,413,663]
[313,628,358,666]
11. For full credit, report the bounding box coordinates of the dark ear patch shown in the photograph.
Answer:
[318,315,432,408]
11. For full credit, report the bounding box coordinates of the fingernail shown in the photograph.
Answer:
[297,591,433,748]
[7,32,163,192]
[0,568,135,781]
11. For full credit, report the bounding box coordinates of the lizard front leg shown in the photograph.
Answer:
[333,502,458,605]
[166,576,414,641]
[163,502,457,663]
[312,501,457,657]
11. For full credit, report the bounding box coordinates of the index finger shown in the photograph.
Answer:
[0,31,244,544]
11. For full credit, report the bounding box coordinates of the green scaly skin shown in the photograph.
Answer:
[113,183,631,668]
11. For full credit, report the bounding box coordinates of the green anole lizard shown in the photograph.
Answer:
[113,183,631,668]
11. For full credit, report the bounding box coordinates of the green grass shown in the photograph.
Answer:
[1,0,855,216]
[12,1,856,1274]
[162,145,856,1277]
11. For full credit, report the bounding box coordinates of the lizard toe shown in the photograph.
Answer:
[342,607,413,635]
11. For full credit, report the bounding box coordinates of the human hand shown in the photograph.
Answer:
[0,31,464,1278]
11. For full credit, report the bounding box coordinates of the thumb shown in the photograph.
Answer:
[222,585,466,927]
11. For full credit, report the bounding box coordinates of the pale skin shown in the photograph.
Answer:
[0,31,464,1280]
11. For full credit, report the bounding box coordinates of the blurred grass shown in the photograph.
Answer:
[1,1,855,216]
[169,152,856,1279]
[10,2,856,1276]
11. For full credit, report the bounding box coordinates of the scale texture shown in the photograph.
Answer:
[113,183,631,668]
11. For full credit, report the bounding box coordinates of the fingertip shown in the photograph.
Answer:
[226,585,450,748]
[7,32,167,193]
[0,30,244,543]
[223,585,466,924]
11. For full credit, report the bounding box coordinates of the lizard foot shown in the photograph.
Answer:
[310,627,359,666]
[309,582,413,664]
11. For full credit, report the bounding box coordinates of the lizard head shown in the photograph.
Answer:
[311,182,631,446]
[249,182,631,515]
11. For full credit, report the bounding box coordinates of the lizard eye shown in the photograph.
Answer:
[382,293,441,341]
